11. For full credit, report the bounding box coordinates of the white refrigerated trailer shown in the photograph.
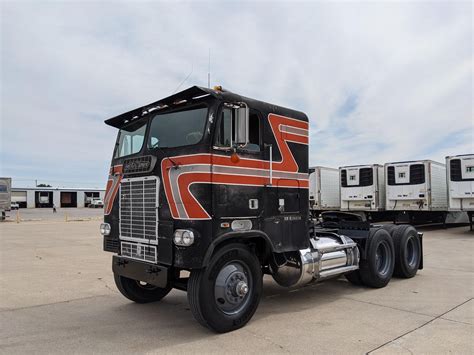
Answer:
[385,160,447,224]
[339,164,386,221]
[446,154,474,230]
[309,166,340,215]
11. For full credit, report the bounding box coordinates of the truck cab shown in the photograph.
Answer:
[103,86,309,266]
[101,86,422,333]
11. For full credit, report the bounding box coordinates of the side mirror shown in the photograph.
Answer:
[234,105,249,145]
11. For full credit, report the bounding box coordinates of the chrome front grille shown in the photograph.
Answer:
[119,176,159,245]
[121,242,157,263]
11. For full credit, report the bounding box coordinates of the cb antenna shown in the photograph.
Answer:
[173,64,193,93]
[208,48,211,88]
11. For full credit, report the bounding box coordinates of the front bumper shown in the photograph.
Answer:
[112,255,169,288]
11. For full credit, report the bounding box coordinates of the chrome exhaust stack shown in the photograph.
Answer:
[272,234,360,288]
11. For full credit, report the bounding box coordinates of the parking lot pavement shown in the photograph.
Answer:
[4,207,103,223]
[0,220,472,354]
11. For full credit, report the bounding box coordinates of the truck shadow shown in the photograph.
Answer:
[102,276,380,351]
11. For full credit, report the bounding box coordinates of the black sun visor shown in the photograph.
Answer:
[105,86,218,128]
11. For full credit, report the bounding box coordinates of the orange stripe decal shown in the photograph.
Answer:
[162,114,309,220]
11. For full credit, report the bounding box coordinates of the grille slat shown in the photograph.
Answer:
[121,242,157,263]
[119,176,159,245]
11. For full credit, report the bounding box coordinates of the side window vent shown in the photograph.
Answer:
[387,166,395,185]
[359,168,373,187]
[341,170,347,187]
[410,164,425,184]
[450,159,462,182]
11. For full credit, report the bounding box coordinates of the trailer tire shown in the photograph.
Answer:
[114,274,171,303]
[359,228,395,288]
[392,225,421,278]
[187,243,262,333]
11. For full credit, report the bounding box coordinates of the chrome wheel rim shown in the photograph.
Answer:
[406,236,418,268]
[214,261,252,315]
[375,241,391,276]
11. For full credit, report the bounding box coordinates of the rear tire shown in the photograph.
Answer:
[392,225,421,278]
[187,243,263,333]
[380,223,397,235]
[345,270,363,285]
[359,228,395,288]
[114,274,171,303]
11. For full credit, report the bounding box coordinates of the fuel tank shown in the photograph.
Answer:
[272,234,360,288]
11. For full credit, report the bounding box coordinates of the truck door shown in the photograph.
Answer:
[262,113,308,252]
[212,104,264,220]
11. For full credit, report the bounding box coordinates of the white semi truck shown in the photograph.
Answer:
[446,154,474,230]
[309,166,340,215]
[385,160,447,224]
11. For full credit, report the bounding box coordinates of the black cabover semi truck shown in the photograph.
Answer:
[101,86,423,333]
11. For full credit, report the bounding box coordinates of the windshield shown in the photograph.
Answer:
[115,121,146,158]
[148,106,208,149]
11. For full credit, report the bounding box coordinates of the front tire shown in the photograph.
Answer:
[187,243,263,333]
[114,274,171,303]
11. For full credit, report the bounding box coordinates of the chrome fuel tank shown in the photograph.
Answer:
[272,234,360,288]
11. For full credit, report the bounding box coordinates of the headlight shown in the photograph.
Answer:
[181,230,194,246]
[173,229,195,246]
[100,223,111,236]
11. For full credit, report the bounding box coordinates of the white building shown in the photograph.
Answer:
[11,187,105,208]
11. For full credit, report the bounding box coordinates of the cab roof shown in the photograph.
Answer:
[105,86,217,128]
[105,85,308,128]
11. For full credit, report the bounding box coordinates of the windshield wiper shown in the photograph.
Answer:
[151,141,180,169]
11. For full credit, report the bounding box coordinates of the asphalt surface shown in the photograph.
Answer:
[5,207,103,222]
[0,215,472,354]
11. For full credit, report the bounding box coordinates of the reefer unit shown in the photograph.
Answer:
[446,154,474,211]
[385,160,447,211]
[340,165,385,211]
[309,166,340,212]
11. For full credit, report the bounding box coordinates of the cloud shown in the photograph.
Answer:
[0,1,472,187]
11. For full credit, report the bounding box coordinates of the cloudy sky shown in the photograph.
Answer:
[1,1,472,188]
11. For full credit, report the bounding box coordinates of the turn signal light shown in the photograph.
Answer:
[231,152,240,163]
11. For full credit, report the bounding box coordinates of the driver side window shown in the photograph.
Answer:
[214,106,261,152]
[215,108,233,147]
